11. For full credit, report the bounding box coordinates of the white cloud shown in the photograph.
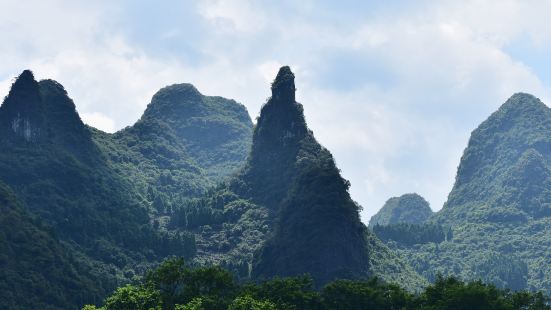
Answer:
[198,0,266,33]
[81,112,116,133]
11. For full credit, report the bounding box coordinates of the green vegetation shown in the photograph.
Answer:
[0,181,102,310]
[376,93,551,294]
[0,72,167,298]
[165,66,424,289]
[369,193,433,227]
[249,67,423,288]
[84,258,551,310]
[0,71,252,308]
[372,223,449,246]
[4,68,551,308]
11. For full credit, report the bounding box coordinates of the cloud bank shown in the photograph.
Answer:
[1,0,551,221]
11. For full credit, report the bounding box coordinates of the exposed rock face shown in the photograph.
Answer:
[179,66,424,289]
[0,71,91,151]
[0,70,45,142]
[238,66,310,207]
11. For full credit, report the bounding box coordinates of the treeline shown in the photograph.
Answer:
[84,258,550,310]
[372,223,451,246]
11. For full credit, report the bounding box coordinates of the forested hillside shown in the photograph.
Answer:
[0,181,102,310]
[375,93,551,294]
[369,193,433,227]
[0,71,163,295]
[0,70,253,309]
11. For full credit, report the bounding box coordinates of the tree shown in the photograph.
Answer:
[228,295,276,310]
[321,278,413,310]
[418,276,510,310]
[102,284,161,310]
[241,276,321,309]
[145,258,187,308]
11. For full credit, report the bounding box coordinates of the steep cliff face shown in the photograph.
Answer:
[0,71,93,153]
[0,70,45,142]
[0,71,203,307]
[369,193,433,227]
[234,66,310,208]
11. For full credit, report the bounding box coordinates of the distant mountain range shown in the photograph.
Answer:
[0,68,550,309]
[0,67,423,309]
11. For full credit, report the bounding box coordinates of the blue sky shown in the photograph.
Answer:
[2,0,551,222]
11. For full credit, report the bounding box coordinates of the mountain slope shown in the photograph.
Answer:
[0,181,102,310]
[369,193,433,227]
[94,83,253,212]
[175,66,425,289]
[382,93,551,293]
[136,83,252,179]
[0,71,170,297]
[441,93,551,222]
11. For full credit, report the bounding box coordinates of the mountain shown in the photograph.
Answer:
[440,93,551,222]
[135,83,252,179]
[0,71,175,304]
[369,193,433,227]
[94,83,253,216]
[173,66,425,289]
[0,70,253,308]
[380,93,551,293]
[248,66,371,285]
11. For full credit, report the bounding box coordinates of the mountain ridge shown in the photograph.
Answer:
[0,69,254,308]
[376,92,551,294]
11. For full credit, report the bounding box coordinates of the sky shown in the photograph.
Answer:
[2,0,551,222]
